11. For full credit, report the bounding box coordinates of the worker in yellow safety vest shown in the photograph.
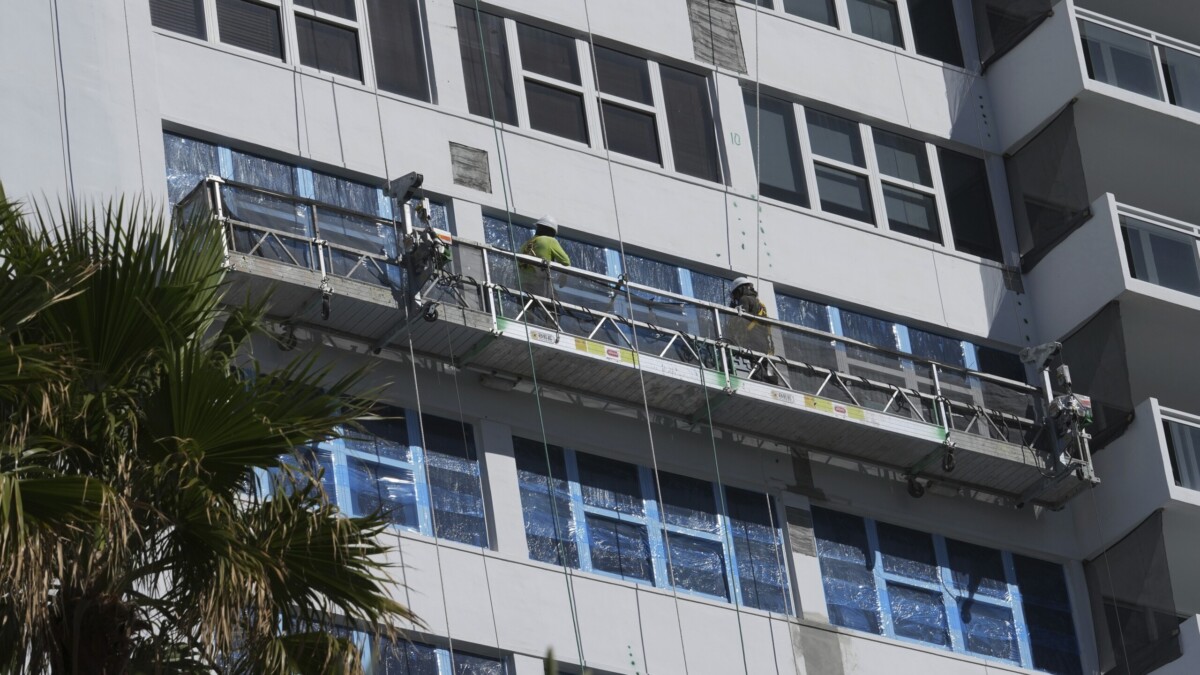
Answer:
[729,276,778,384]
[518,215,571,300]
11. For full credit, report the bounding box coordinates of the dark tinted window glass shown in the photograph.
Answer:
[625,254,682,294]
[525,81,588,143]
[883,184,941,243]
[517,24,580,84]
[848,0,903,47]
[744,91,808,207]
[368,0,430,101]
[815,165,873,223]
[807,111,864,166]
[375,639,439,674]
[421,415,486,547]
[840,310,897,350]
[877,522,938,581]
[908,0,963,66]
[1079,21,1161,100]
[873,129,931,185]
[513,438,577,567]
[594,46,652,104]
[586,514,652,580]
[295,0,354,20]
[231,150,296,193]
[297,15,362,80]
[456,6,516,124]
[976,346,1024,381]
[660,66,722,182]
[1164,47,1200,113]
[576,453,643,516]
[216,0,283,59]
[939,148,1001,261]
[783,0,837,26]
[726,487,789,613]
[811,507,881,633]
[946,539,1008,599]
[777,295,830,331]
[601,102,661,164]
[908,328,964,367]
[657,472,718,533]
[1015,555,1082,675]
[150,0,206,39]
[313,172,379,215]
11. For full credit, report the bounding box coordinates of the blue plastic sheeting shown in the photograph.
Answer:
[341,406,410,461]
[427,451,487,547]
[449,652,508,675]
[576,452,644,516]
[314,170,379,216]
[231,149,297,194]
[948,538,1009,600]
[1015,555,1082,675]
[657,472,720,534]
[163,133,219,205]
[376,640,439,674]
[666,532,728,599]
[689,270,732,305]
[727,487,790,613]
[813,506,1081,671]
[889,583,950,645]
[877,522,939,582]
[909,327,965,367]
[348,457,418,528]
[776,294,831,331]
[512,439,579,567]
[960,600,1018,661]
[625,253,683,294]
[586,513,653,581]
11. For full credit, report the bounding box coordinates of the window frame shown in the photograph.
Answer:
[744,91,1001,259]
[812,507,1069,670]
[150,0,435,101]
[300,408,490,548]
[512,439,794,613]
[455,8,722,181]
[739,0,968,69]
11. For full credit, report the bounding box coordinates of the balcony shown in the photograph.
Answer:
[988,3,1200,245]
[1026,194,1200,423]
[1076,399,1200,674]
[177,178,1098,509]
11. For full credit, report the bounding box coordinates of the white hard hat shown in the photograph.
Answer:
[731,276,755,292]
[534,215,559,233]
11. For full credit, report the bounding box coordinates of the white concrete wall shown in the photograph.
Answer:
[1150,615,1200,675]
[985,3,1084,153]
[0,0,164,204]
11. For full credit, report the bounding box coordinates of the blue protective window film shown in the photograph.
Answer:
[812,507,1080,673]
[283,409,488,548]
[511,436,791,613]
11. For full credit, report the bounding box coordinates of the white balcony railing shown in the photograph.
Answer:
[1076,8,1200,115]
[1117,203,1200,297]
[1163,407,1200,492]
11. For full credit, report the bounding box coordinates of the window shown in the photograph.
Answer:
[939,148,1001,261]
[847,0,903,47]
[150,0,206,39]
[1121,216,1200,295]
[513,438,792,613]
[296,15,361,80]
[873,129,940,243]
[907,0,963,66]
[812,507,1081,674]
[594,47,661,164]
[517,23,588,144]
[782,0,838,26]
[745,98,1002,256]
[455,12,722,182]
[807,110,874,223]
[216,0,284,59]
[365,0,429,100]
[340,631,509,675]
[744,91,808,207]
[456,6,517,124]
[298,407,488,547]
[1079,20,1162,100]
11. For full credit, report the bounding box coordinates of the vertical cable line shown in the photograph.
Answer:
[49,0,76,201]
[465,1,591,667]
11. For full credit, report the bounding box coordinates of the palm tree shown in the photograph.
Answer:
[0,185,414,674]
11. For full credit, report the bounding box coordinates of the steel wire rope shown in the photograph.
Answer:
[465,1,591,667]
[438,299,506,665]
[578,0,788,671]
[693,0,792,672]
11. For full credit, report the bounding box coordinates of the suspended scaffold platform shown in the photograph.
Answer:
[177,177,1099,509]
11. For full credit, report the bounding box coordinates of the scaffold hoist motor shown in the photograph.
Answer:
[1020,341,1094,470]
[385,172,454,306]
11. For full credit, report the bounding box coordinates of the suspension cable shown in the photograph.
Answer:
[466,0,590,666]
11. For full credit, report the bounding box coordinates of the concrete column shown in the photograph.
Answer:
[479,418,528,557]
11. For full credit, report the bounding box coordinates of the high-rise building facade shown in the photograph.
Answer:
[4,0,1200,673]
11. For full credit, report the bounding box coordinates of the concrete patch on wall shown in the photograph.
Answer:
[450,142,491,193]
[793,623,847,675]
[787,506,816,557]
[686,0,747,73]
